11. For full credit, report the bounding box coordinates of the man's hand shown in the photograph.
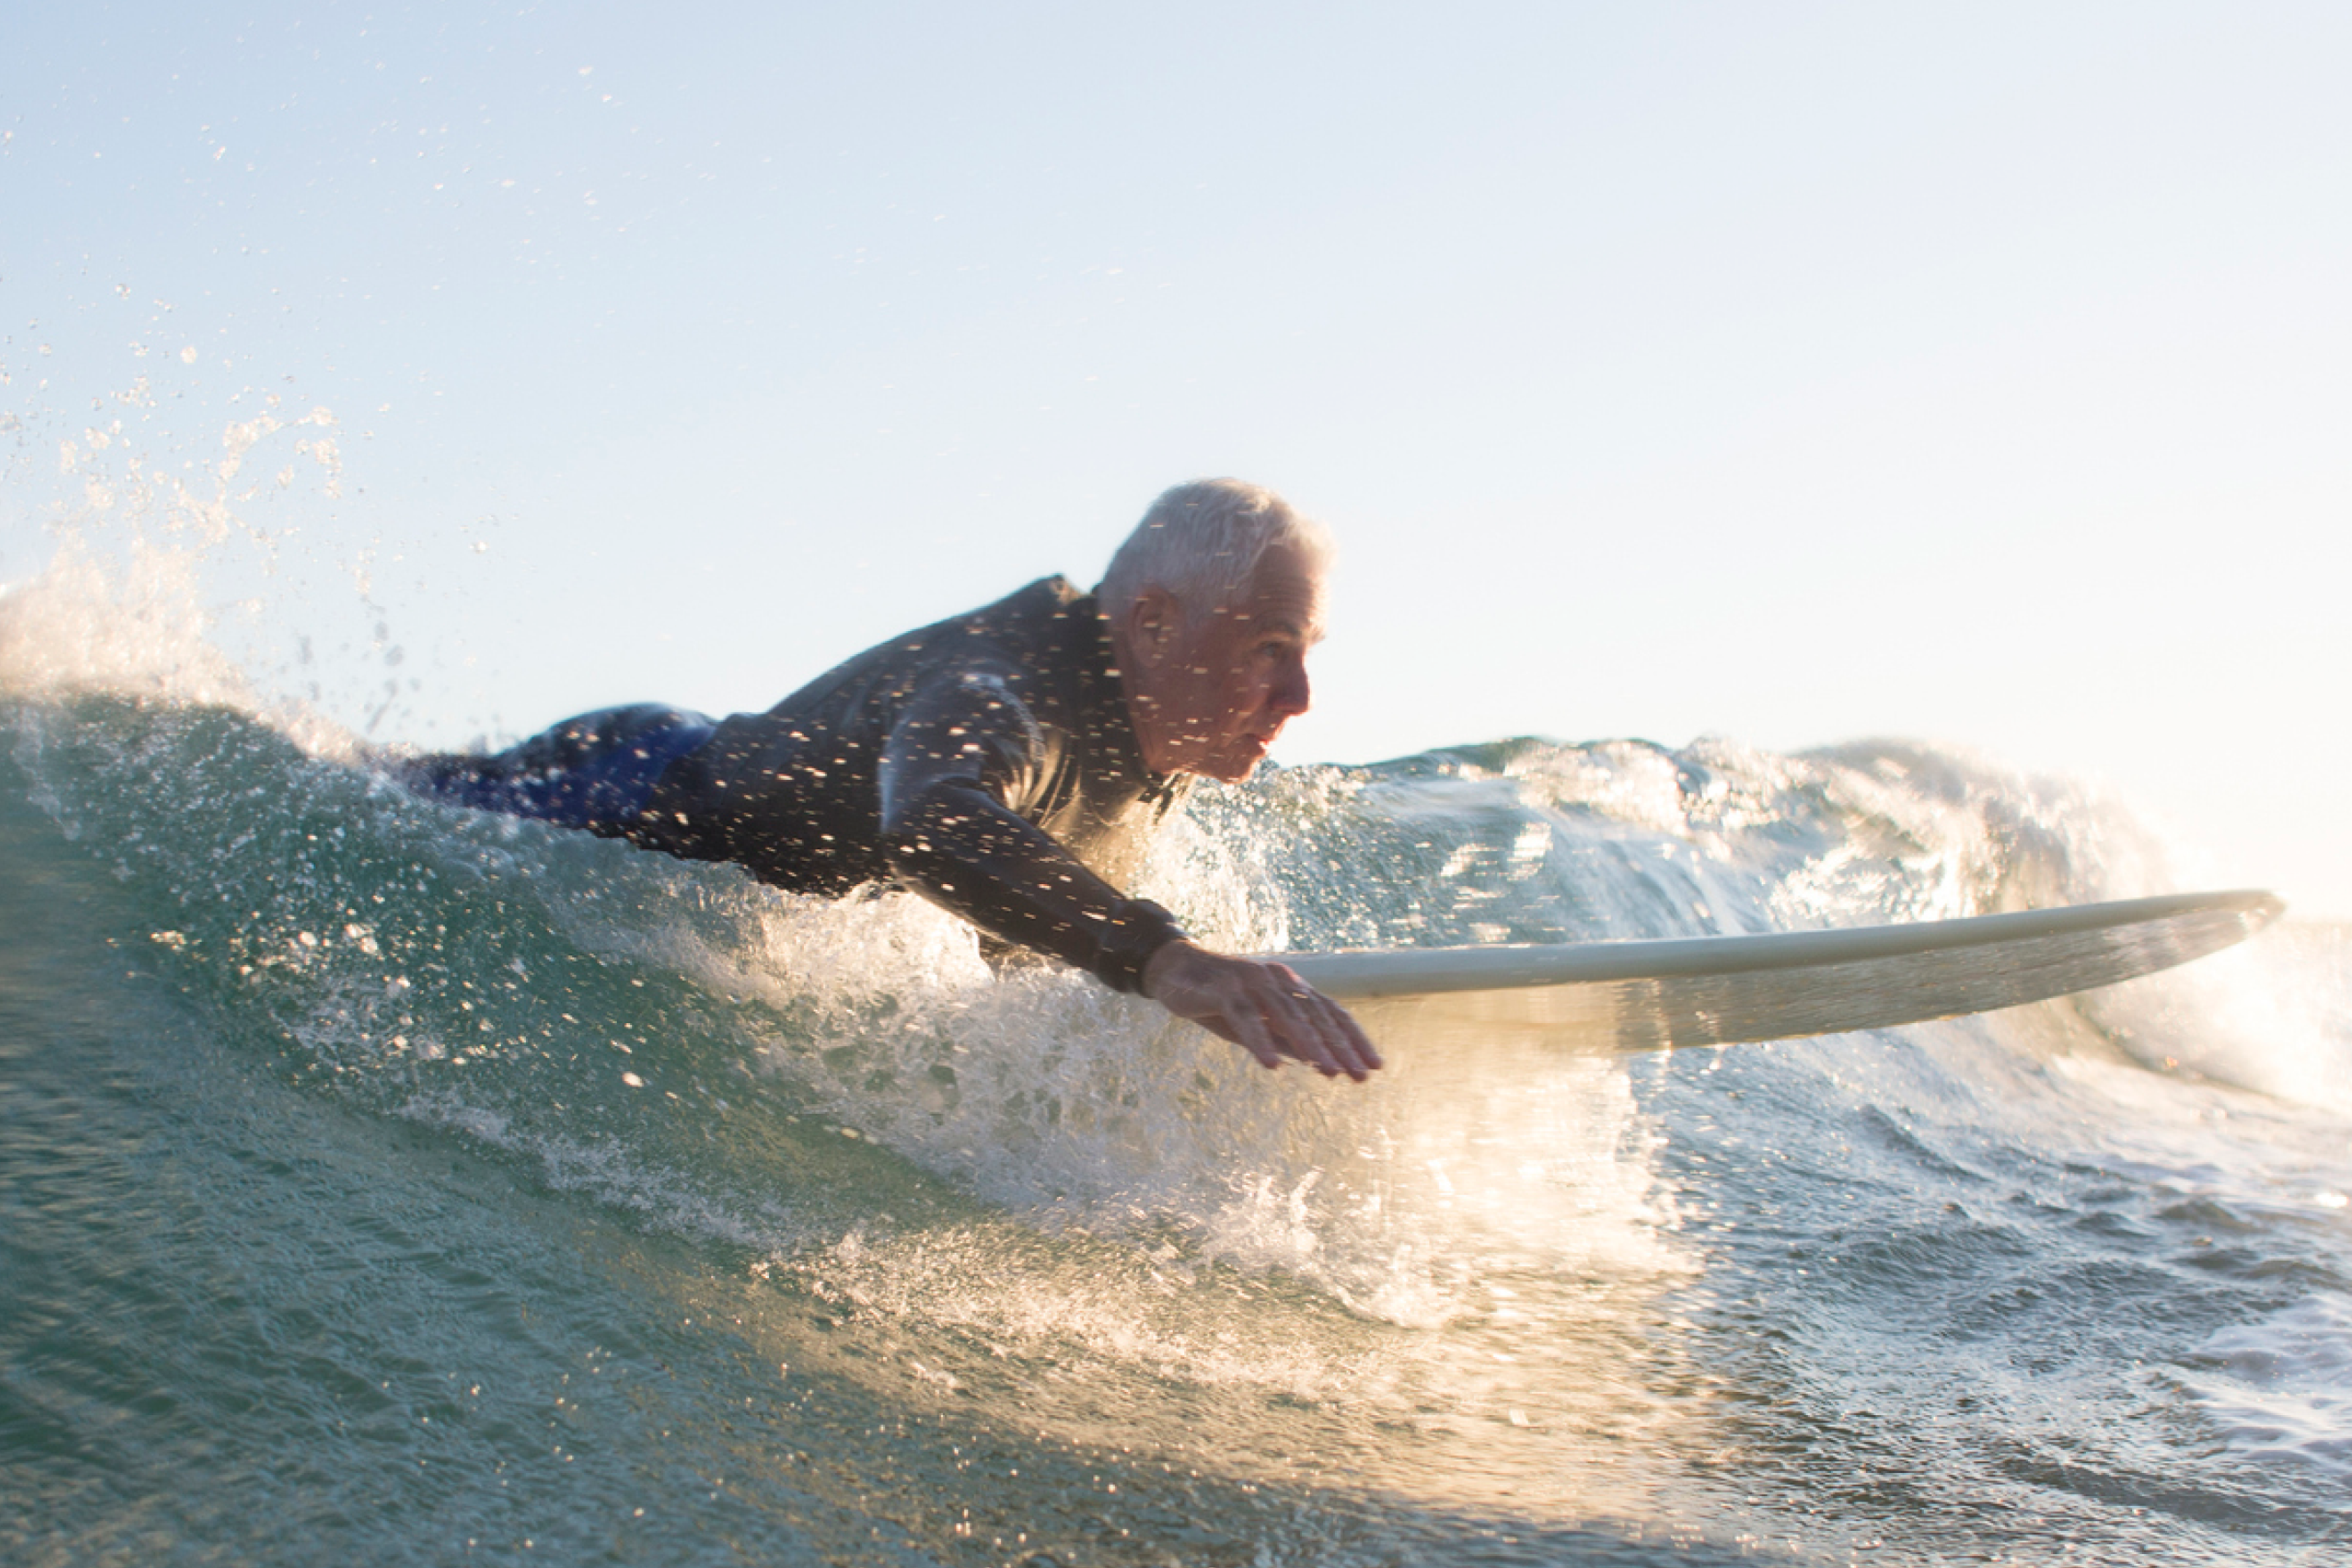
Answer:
[1140,941,1383,1082]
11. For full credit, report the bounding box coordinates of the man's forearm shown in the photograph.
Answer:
[880,782,1186,992]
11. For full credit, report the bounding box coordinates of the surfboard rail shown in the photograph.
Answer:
[1264,890,2283,1052]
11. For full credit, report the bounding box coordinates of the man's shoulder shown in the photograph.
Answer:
[955,575,1088,632]
[892,575,1099,668]
[755,576,1095,717]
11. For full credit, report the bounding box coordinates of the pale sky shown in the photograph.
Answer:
[6,2,2348,914]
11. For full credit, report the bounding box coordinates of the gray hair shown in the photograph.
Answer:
[1098,478,1333,622]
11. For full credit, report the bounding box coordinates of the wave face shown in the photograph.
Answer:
[5,632,2350,1563]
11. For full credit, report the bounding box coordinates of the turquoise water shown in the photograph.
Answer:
[5,678,2347,1565]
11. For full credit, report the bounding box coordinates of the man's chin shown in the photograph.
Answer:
[1207,741,1272,783]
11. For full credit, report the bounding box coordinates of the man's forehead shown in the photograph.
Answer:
[1242,560,1327,641]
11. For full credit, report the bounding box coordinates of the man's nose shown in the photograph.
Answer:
[1270,654,1312,718]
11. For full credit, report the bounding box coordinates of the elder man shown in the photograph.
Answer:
[399,479,1379,1081]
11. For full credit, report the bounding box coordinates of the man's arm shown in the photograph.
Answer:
[874,672,1379,1079]
[872,666,1175,989]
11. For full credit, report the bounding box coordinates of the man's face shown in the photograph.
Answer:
[1127,544,1326,783]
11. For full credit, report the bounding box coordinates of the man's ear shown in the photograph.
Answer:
[1123,586,1180,671]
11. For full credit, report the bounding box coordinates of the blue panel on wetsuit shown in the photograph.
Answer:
[401,704,715,831]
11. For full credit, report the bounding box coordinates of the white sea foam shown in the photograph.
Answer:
[0,382,383,761]
[548,820,1697,1324]
[0,531,253,709]
[2086,918,2352,1115]
[375,796,1695,1330]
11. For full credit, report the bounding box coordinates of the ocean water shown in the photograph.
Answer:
[3,560,2349,1566]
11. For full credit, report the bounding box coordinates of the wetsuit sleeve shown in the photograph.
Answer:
[875,668,1185,993]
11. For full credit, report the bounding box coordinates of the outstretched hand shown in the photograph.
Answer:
[1140,941,1383,1082]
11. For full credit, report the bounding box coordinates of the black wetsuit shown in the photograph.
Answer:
[402,577,1194,993]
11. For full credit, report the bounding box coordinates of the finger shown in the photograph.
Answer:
[1226,998,1285,1070]
[1322,995,1381,1077]
[1306,996,1370,1080]
[1263,984,1346,1078]
[1264,967,1367,1080]
[1251,968,1345,1081]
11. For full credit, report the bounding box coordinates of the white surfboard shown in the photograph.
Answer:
[1270,890,2282,1054]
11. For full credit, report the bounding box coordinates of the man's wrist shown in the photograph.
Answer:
[1138,937,1199,1000]
[1095,899,1187,994]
